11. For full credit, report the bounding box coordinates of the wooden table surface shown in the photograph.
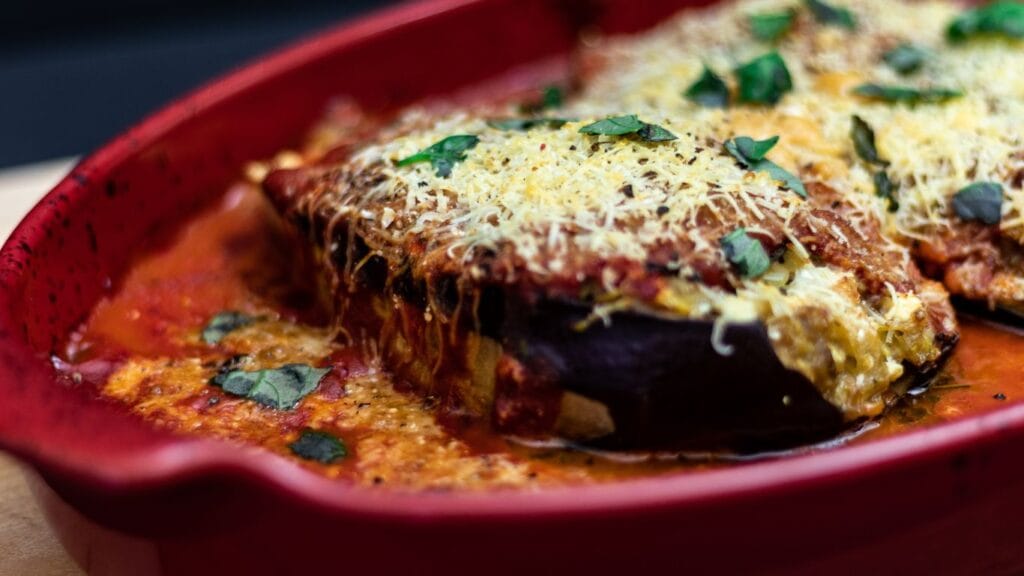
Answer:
[0,158,85,575]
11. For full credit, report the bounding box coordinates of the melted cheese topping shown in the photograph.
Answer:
[351,115,800,278]
[578,0,1024,241]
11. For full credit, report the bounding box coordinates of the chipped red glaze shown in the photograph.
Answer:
[2,0,1024,574]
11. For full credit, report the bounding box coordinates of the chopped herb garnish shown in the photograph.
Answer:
[487,117,572,131]
[579,115,678,142]
[637,123,679,142]
[721,228,771,278]
[874,171,899,212]
[724,135,807,198]
[760,163,807,198]
[396,135,480,178]
[202,311,256,344]
[542,85,564,109]
[952,182,1004,225]
[289,429,347,464]
[849,117,897,211]
[519,85,565,113]
[684,65,730,108]
[735,52,793,105]
[805,0,857,29]
[850,116,888,167]
[947,1,1024,43]
[727,135,780,162]
[749,10,795,42]
[212,364,330,410]
[579,114,644,135]
[883,44,928,75]
[853,83,963,105]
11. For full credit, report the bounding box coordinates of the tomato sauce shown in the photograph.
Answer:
[61,182,1024,490]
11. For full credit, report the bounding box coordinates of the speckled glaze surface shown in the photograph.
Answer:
[3,0,1024,574]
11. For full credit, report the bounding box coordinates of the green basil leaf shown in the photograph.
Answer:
[202,311,256,344]
[487,117,572,131]
[213,364,330,410]
[542,85,564,109]
[396,135,480,177]
[726,135,780,164]
[750,10,795,42]
[579,115,677,142]
[724,136,807,197]
[637,123,679,142]
[952,182,1004,225]
[579,114,646,135]
[684,65,730,108]
[289,429,347,464]
[805,0,857,29]
[853,83,963,104]
[883,44,928,75]
[947,1,1024,43]
[735,52,794,105]
[851,115,889,167]
[721,228,771,278]
[761,162,808,198]
[873,171,899,212]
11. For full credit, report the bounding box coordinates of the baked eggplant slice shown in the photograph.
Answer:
[260,101,957,452]
[500,299,847,451]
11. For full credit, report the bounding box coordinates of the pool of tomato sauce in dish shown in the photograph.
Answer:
[57,182,1024,489]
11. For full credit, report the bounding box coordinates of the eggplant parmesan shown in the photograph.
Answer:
[257,0,1004,453]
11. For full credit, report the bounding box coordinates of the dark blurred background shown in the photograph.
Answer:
[0,0,400,169]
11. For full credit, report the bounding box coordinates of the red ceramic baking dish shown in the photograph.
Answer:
[3,0,1024,574]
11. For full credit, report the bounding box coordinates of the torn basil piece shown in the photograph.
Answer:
[761,162,808,198]
[637,123,678,142]
[213,364,330,410]
[579,114,645,135]
[726,135,779,163]
[542,85,564,109]
[805,0,857,29]
[735,52,793,105]
[850,116,888,167]
[874,171,899,213]
[721,228,771,278]
[684,65,730,108]
[579,115,677,142]
[520,85,565,113]
[947,1,1024,43]
[749,10,795,42]
[396,135,480,178]
[952,182,1004,225]
[202,311,256,344]
[289,429,347,464]
[487,118,571,131]
[724,135,807,198]
[853,83,963,105]
[883,44,928,75]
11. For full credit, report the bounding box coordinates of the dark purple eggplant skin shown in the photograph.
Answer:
[952,297,1024,330]
[502,298,848,453]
